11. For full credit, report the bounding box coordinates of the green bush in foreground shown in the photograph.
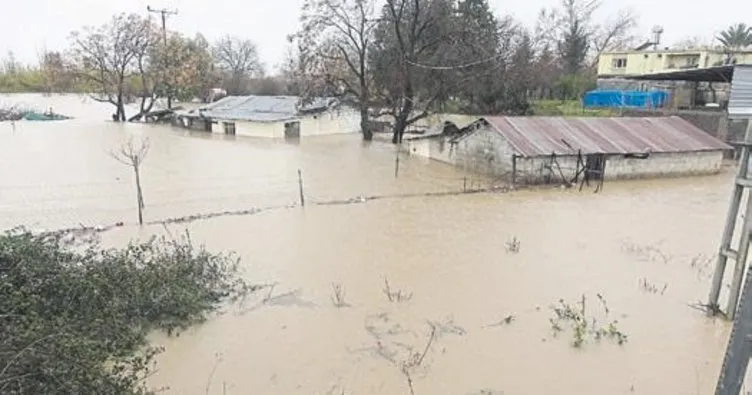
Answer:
[0,228,257,395]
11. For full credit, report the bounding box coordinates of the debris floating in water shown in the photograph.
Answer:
[0,106,72,122]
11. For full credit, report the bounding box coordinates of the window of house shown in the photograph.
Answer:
[612,58,627,68]
[223,122,236,135]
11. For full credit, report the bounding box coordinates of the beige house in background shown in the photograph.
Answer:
[598,48,752,78]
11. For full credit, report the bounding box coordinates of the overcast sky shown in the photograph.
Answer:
[0,0,744,74]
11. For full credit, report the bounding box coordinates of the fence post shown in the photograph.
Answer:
[394,154,400,178]
[297,169,305,207]
[463,177,467,192]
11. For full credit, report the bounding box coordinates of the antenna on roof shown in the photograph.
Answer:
[651,25,664,51]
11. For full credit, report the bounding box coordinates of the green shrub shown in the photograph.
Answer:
[0,228,257,394]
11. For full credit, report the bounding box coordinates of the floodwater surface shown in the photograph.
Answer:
[0,94,742,394]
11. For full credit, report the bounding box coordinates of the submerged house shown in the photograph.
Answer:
[405,116,732,185]
[174,95,359,138]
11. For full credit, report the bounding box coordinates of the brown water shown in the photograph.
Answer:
[0,94,742,394]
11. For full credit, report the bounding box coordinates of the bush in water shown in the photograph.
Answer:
[0,228,258,395]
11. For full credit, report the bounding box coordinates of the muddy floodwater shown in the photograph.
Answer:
[0,94,744,394]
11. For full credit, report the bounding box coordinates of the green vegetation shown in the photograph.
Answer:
[549,294,627,348]
[0,228,257,394]
[532,100,617,117]
[0,68,90,94]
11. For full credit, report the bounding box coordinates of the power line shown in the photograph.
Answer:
[405,53,505,70]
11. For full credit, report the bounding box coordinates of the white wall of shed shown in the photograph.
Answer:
[299,107,360,136]
[234,121,283,138]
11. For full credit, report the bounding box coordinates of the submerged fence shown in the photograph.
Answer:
[0,157,511,235]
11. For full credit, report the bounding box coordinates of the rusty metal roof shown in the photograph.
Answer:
[477,116,732,157]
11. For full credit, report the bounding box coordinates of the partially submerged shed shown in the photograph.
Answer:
[405,116,732,185]
[174,95,359,138]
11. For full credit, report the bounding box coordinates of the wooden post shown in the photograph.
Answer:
[463,177,467,192]
[297,169,305,207]
[511,155,517,187]
[134,165,144,225]
[394,153,400,178]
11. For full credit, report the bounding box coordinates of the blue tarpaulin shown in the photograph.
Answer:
[583,90,668,109]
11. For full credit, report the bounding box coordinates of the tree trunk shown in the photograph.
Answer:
[392,94,414,144]
[115,94,126,122]
[134,165,144,225]
[360,107,372,141]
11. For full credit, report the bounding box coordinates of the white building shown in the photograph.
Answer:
[175,95,360,138]
[405,116,732,185]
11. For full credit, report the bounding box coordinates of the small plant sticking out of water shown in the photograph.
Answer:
[383,278,413,303]
[638,277,668,295]
[484,314,516,328]
[364,314,465,395]
[549,293,627,348]
[374,322,438,395]
[331,282,350,308]
[621,240,671,264]
[689,253,715,280]
[505,236,520,253]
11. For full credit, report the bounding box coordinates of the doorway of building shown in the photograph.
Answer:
[284,121,301,139]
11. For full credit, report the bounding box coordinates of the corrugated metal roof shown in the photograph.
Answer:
[477,116,731,157]
[729,65,752,118]
[197,95,335,122]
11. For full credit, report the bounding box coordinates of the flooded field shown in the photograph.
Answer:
[0,94,742,394]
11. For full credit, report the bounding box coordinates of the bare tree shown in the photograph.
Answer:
[111,138,149,225]
[295,0,378,140]
[536,0,637,72]
[212,36,264,94]
[69,13,155,121]
[673,36,713,50]
[371,0,464,144]
[590,8,638,67]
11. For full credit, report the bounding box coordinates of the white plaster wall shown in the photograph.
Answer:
[406,138,433,158]
[299,107,360,136]
[233,121,283,138]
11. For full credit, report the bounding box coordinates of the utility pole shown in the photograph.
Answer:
[147,5,178,109]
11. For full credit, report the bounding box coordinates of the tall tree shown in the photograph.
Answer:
[69,13,155,121]
[157,34,217,102]
[39,51,72,93]
[212,36,264,95]
[449,0,506,114]
[673,36,711,50]
[2,51,18,75]
[371,0,477,143]
[717,23,752,62]
[295,0,378,141]
[536,0,636,100]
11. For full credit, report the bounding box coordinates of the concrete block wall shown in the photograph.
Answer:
[515,150,724,184]
[606,151,724,179]
[452,127,516,177]
[404,126,517,179]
